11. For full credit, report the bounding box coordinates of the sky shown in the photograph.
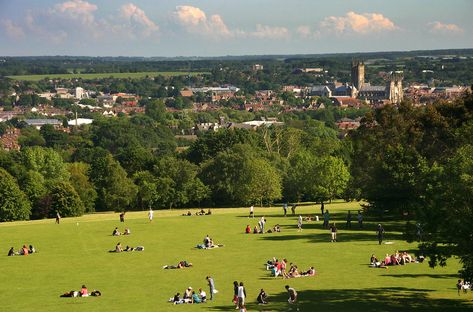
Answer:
[0,0,472,57]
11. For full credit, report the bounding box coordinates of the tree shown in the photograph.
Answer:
[68,162,97,213]
[20,170,48,219]
[0,168,31,221]
[20,146,69,181]
[153,157,209,209]
[49,181,85,217]
[201,144,281,206]
[90,153,137,211]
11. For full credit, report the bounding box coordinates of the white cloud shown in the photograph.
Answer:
[173,5,230,37]
[250,24,289,39]
[320,11,397,35]
[10,1,159,44]
[1,19,25,39]
[428,21,463,34]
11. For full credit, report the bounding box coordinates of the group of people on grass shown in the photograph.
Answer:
[8,244,35,256]
[163,260,193,269]
[170,276,216,304]
[60,285,101,298]
[112,227,131,236]
[182,209,212,216]
[196,235,223,249]
[457,279,471,295]
[266,257,316,278]
[245,223,281,234]
[109,242,144,253]
[370,251,424,268]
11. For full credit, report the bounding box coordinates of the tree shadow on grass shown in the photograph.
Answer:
[207,287,472,312]
[258,231,404,243]
[381,273,458,279]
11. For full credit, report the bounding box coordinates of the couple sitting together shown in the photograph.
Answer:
[109,242,144,253]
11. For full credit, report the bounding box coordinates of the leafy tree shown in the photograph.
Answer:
[153,157,209,209]
[68,162,97,213]
[18,127,46,147]
[49,181,85,217]
[90,153,137,211]
[20,146,69,181]
[0,168,31,221]
[20,170,48,219]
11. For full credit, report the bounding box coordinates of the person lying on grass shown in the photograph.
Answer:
[163,260,193,269]
[109,243,144,253]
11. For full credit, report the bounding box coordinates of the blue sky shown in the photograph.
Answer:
[0,0,472,57]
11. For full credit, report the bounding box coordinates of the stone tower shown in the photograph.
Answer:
[351,60,365,90]
[386,72,404,104]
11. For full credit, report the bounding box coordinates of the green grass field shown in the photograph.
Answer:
[0,202,471,311]
[6,72,209,81]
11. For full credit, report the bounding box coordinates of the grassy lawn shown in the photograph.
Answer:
[0,202,471,311]
[6,72,209,81]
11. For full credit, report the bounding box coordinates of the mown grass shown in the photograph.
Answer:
[0,202,471,312]
[6,72,209,81]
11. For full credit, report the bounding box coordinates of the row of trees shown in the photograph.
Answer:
[0,115,351,221]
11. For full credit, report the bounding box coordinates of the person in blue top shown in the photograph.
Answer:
[191,291,201,303]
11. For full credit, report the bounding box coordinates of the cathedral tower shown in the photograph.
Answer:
[351,60,365,90]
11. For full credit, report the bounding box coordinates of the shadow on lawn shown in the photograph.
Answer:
[208,287,472,312]
[381,273,458,279]
[258,231,404,243]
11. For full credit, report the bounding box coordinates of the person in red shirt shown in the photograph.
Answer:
[21,245,29,255]
[80,285,88,297]
[245,225,251,234]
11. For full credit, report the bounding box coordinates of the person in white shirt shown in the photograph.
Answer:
[249,205,254,218]
[237,282,246,306]
[298,215,303,231]
[148,208,154,222]
[198,288,207,302]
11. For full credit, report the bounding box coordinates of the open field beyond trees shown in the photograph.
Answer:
[6,72,209,81]
[0,202,472,312]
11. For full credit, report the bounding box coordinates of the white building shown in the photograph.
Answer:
[75,87,85,99]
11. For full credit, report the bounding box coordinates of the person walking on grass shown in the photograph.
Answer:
[119,212,125,223]
[55,212,61,224]
[249,205,254,218]
[285,285,297,304]
[357,210,363,229]
[206,276,216,300]
[148,208,154,222]
[323,210,330,228]
[237,282,246,307]
[377,224,385,245]
[330,223,338,242]
[283,203,287,217]
[297,215,303,232]
[346,211,352,229]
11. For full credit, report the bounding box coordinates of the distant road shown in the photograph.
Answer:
[7,71,209,81]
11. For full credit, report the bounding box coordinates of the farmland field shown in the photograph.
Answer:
[6,72,209,81]
[0,202,471,311]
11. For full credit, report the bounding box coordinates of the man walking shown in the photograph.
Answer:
[330,223,337,242]
[238,282,246,307]
[377,224,385,245]
[55,212,61,224]
[357,210,363,229]
[283,203,287,217]
[346,211,352,229]
[249,205,254,218]
[297,215,303,232]
[148,208,154,222]
[285,285,297,303]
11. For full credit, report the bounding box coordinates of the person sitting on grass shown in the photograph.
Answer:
[199,288,207,302]
[191,291,201,303]
[8,247,15,256]
[183,287,193,300]
[257,289,268,304]
[245,225,251,234]
[196,209,206,216]
[109,242,123,253]
[182,211,192,216]
[206,209,212,215]
[80,285,88,297]
[253,226,259,234]
[19,245,29,256]
[123,228,131,235]
[163,260,193,269]
[28,245,36,254]
[112,227,120,236]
